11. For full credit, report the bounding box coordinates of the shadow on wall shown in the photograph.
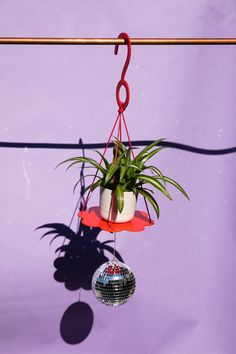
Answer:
[60,301,94,345]
[37,221,123,344]
[37,222,123,291]
[1,139,236,154]
[35,137,236,345]
[36,139,124,345]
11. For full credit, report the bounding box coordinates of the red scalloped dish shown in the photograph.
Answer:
[78,206,154,233]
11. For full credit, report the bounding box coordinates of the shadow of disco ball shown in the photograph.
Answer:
[92,258,136,306]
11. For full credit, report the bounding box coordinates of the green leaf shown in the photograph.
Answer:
[128,164,142,171]
[131,186,137,194]
[113,139,126,159]
[158,176,190,200]
[55,157,80,169]
[145,165,166,185]
[56,157,106,175]
[141,187,154,194]
[84,178,103,193]
[114,138,126,152]
[133,139,165,163]
[136,174,172,200]
[125,147,131,165]
[93,150,109,169]
[140,147,164,165]
[119,165,127,183]
[104,163,118,185]
[116,149,128,164]
[116,185,124,213]
[72,157,107,175]
[65,161,82,171]
[136,188,160,218]
[72,174,97,194]
[125,164,142,181]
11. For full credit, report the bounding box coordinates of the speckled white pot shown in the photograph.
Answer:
[99,187,137,223]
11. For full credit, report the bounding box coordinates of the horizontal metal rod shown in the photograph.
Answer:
[1,37,236,45]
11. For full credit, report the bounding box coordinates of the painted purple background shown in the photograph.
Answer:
[0,1,236,353]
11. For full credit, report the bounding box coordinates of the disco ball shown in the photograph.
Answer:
[92,258,136,306]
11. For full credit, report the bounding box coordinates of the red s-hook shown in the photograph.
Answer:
[114,32,131,112]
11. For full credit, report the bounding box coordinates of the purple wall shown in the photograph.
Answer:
[0,1,236,353]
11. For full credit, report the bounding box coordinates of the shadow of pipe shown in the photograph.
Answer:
[1,139,235,154]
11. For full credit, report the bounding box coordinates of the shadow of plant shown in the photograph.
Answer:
[36,138,124,344]
[37,222,123,291]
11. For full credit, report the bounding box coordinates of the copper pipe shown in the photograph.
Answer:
[0,37,236,45]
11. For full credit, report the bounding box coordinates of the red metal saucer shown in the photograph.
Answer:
[78,206,154,233]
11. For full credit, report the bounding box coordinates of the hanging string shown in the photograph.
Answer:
[118,110,122,142]
[119,114,152,223]
[114,112,123,162]
[78,288,82,302]
[113,113,121,165]
[121,112,135,158]
[81,111,121,212]
[80,32,152,224]
[113,232,117,259]
[109,112,122,223]
[81,33,131,213]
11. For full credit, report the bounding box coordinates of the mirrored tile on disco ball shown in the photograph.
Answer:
[92,258,136,306]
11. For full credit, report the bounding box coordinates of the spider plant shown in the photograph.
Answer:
[57,139,189,219]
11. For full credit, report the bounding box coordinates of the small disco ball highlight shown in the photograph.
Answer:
[92,258,136,306]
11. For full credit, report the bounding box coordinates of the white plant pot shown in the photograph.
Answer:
[99,187,137,223]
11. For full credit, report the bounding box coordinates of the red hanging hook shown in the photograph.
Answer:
[114,32,131,112]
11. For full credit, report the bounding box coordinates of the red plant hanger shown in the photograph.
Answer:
[78,32,154,232]
[114,32,131,113]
